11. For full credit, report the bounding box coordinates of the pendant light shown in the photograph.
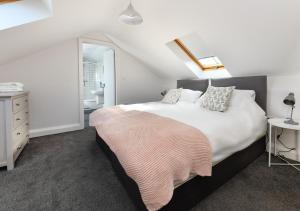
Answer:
[119,0,143,25]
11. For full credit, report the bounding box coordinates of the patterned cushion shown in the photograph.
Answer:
[199,86,235,112]
[162,88,182,104]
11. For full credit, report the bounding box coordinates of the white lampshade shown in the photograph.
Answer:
[119,3,143,25]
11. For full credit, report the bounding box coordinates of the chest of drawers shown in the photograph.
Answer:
[0,92,29,170]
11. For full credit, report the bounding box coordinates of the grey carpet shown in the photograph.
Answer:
[0,128,299,211]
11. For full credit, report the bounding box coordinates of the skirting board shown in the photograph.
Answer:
[29,123,83,138]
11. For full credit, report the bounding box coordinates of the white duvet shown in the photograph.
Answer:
[119,99,267,164]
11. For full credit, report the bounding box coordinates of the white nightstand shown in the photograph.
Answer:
[268,118,300,171]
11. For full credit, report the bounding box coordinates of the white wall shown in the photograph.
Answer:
[0,36,170,137]
[117,49,169,104]
[0,39,81,137]
[268,75,300,162]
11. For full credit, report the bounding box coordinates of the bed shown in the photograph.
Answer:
[94,76,267,211]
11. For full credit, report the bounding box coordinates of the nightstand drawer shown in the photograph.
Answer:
[12,96,28,113]
[13,138,27,162]
[12,123,29,150]
[13,107,29,129]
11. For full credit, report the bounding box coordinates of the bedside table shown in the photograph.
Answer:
[268,118,300,171]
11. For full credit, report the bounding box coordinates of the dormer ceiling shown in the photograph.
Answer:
[0,0,300,79]
[0,0,52,30]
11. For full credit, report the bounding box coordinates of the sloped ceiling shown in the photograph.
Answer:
[0,0,300,79]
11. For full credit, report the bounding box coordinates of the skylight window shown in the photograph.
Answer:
[0,0,52,31]
[0,0,19,5]
[167,32,231,79]
[199,56,224,70]
[174,38,224,71]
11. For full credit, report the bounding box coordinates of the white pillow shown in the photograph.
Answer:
[179,89,203,103]
[230,89,256,108]
[162,88,182,104]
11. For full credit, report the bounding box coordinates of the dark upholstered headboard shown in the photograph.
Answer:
[177,76,267,112]
[177,79,209,93]
[211,76,267,112]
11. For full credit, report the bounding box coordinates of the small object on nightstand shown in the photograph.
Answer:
[283,92,299,125]
[268,118,300,172]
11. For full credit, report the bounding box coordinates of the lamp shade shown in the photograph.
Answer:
[283,92,296,106]
[119,3,143,25]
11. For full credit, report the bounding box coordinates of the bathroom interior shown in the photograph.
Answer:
[82,43,115,127]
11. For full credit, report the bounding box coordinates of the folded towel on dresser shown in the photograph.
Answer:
[0,82,24,92]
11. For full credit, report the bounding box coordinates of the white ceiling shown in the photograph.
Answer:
[0,0,300,79]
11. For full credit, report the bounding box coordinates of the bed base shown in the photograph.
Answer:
[96,133,266,211]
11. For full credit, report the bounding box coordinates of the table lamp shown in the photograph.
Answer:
[283,92,299,125]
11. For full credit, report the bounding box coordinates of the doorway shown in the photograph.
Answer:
[79,39,116,128]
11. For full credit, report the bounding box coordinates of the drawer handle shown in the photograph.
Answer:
[17,132,21,135]
[16,103,20,106]
[16,118,21,121]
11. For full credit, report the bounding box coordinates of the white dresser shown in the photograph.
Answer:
[0,92,29,170]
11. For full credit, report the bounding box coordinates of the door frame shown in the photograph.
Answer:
[78,38,118,129]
